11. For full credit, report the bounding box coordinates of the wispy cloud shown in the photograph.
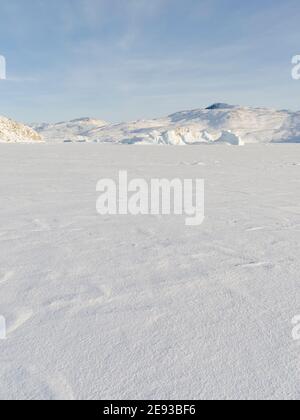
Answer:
[1,0,300,123]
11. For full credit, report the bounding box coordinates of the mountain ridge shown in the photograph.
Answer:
[2,104,300,144]
[33,104,300,145]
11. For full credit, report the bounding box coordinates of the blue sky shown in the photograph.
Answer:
[0,0,300,123]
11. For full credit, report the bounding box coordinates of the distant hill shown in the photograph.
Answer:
[23,104,300,145]
[32,118,108,143]
[0,116,42,143]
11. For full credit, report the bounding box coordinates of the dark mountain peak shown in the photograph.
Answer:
[206,103,237,110]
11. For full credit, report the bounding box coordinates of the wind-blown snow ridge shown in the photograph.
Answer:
[29,104,300,145]
[0,116,42,143]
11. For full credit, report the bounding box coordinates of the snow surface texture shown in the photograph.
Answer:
[31,104,300,145]
[0,116,42,143]
[0,144,299,400]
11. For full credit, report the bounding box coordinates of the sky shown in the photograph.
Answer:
[0,0,300,123]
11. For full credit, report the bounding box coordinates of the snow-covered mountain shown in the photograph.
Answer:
[31,103,300,145]
[32,117,108,143]
[0,116,42,143]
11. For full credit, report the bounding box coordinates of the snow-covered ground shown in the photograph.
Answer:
[0,144,299,400]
